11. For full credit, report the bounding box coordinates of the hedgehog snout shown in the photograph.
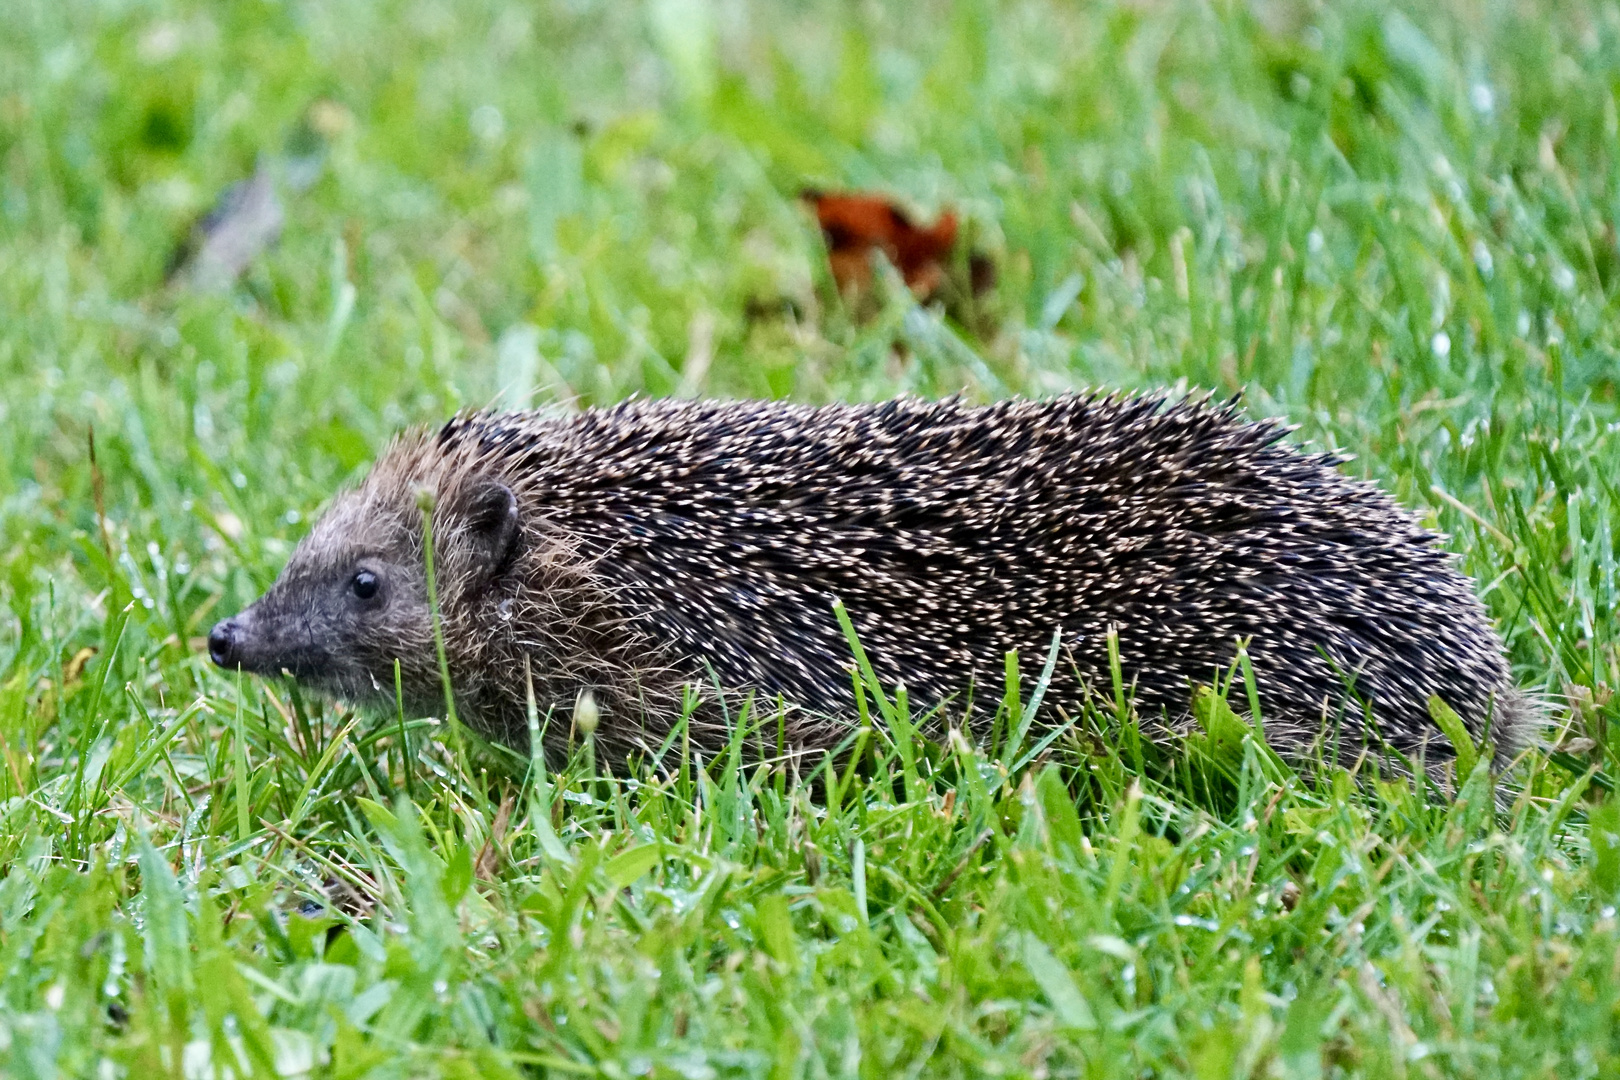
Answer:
[207,604,295,676]
[209,607,275,671]
[208,616,242,668]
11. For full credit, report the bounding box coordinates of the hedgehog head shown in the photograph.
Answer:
[208,432,524,719]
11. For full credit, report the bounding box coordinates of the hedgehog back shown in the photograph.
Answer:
[440,394,1512,760]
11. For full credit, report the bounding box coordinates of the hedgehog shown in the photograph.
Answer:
[208,393,1538,773]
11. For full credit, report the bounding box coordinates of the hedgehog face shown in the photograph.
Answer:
[208,474,523,717]
[207,493,435,709]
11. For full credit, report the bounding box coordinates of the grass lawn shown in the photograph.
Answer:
[3,0,1620,1075]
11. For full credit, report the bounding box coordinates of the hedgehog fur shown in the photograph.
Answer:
[209,393,1538,772]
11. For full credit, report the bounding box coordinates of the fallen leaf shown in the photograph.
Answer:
[802,189,960,298]
[474,794,515,882]
[63,646,98,688]
[168,162,284,292]
[800,189,996,332]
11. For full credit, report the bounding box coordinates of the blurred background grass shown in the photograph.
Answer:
[3,0,1620,1075]
[7,0,1620,676]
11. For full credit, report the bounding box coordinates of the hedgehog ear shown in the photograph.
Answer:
[460,477,521,584]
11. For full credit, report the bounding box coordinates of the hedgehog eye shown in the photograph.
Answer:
[350,570,379,601]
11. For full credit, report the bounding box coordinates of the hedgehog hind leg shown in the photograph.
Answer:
[1421,686,1546,811]
[1484,684,1547,770]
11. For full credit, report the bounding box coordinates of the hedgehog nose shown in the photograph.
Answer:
[208,619,240,668]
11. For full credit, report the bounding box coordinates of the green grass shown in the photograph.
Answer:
[2,0,1620,1075]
